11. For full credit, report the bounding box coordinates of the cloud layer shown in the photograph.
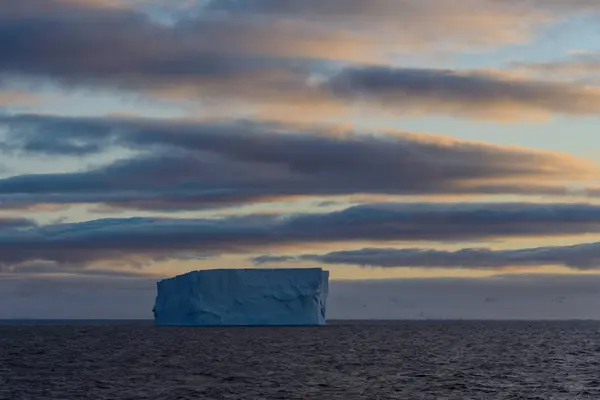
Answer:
[512,52,600,85]
[1,1,600,121]
[323,67,600,120]
[3,202,600,270]
[0,217,36,230]
[255,241,600,270]
[1,115,597,211]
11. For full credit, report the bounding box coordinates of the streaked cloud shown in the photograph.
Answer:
[207,0,600,16]
[208,0,543,50]
[0,0,553,62]
[256,240,600,270]
[511,51,600,84]
[0,217,37,230]
[0,115,597,210]
[0,91,43,108]
[321,67,600,121]
[207,0,600,51]
[1,1,600,121]
[4,202,600,269]
[1,262,156,277]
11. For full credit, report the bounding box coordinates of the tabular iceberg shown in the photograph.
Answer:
[153,268,329,326]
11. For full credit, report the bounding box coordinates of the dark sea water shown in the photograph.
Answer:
[2,320,600,399]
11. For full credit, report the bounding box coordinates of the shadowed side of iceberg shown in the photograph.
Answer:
[153,268,329,326]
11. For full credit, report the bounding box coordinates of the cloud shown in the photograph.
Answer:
[1,1,600,122]
[256,240,600,270]
[207,0,600,51]
[0,0,322,90]
[0,217,37,230]
[0,262,156,277]
[5,202,600,268]
[321,67,600,120]
[0,0,550,74]
[0,91,44,109]
[511,52,600,84]
[208,0,600,16]
[0,115,597,210]
[59,0,196,9]
[208,0,545,49]
[4,273,600,319]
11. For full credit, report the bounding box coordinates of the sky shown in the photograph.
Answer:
[2,0,600,319]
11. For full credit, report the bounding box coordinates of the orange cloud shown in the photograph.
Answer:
[0,91,45,108]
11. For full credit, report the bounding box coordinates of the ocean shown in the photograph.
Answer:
[2,320,600,399]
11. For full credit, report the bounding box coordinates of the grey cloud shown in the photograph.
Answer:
[0,0,547,89]
[0,115,596,211]
[207,0,597,48]
[257,241,600,270]
[1,1,600,122]
[0,0,322,95]
[209,0,600,16]
[322,67,600,119]
[5,202,600,267]
[253,255,297,264]
[4,273,600,319]
[208,0,425,16]
[0,217,37,230]
[0,262,158,277]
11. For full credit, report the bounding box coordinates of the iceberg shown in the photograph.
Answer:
[153,268,329,326]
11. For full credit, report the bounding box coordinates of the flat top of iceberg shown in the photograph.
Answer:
[158,268,327,284]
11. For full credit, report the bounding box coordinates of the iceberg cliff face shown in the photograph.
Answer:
[153,268,329,326]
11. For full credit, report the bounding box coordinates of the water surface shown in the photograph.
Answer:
[2,320,600,399]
